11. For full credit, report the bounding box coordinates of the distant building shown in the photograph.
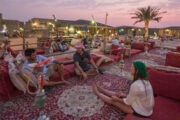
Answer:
[117,26,160,37]
[25,17,117,38]
[0,13,24,34]
[159,27,180,38]
[25,18,72,37]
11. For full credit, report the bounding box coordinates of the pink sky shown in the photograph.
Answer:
[0,0,180,28]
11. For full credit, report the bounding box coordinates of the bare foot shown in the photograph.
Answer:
[92,84,98,95]
[96,84,104,93]
[63,81,71,85]
[79,75,83,80]
[57,81,70,85]
[96,85,101,91]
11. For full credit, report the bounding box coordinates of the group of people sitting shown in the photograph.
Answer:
[1,36,155,118]
[23,42,154,118]
[43,36,69,53]
[23,43,103,85]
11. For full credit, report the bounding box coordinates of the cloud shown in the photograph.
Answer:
[0,0,180,27]
[54,0,96,9]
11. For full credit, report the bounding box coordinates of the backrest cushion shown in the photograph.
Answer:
[132,42,145,51]
[148,69,180,100]
[165,52,180,68]
[176,46,180,53]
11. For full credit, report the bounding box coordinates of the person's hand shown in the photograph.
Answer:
[112,95,119,102]
[95,68,99,74]
[115,92,126,98]
[16,63,22,70]
[82,72,88,79]
[63,81,71,85]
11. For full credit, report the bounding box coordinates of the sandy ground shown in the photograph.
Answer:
[9,37,38,50]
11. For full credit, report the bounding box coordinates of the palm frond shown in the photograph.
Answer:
[131,6,166,24]
[133,20,143,25]
[152,17,163,22]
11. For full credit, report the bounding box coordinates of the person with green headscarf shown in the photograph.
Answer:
[92,61,154,118]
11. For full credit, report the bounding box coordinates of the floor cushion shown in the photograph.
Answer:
[107,55,120,62]
[50,64,75,80]
[124,114,152,120]
[132,43,145,51]
[130,49,142,56]
[0,61,23,101]
[176,46,180,53]
[112,44,119,50]
[151,96,180,120]
[90,54,101,63]
[36,49,45,54]
[111,48,126,55]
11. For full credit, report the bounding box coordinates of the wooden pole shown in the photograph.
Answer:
[104,12,108,54]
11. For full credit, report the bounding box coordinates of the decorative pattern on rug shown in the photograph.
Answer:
[57,86,104,117]
[0,48,168,120]
[0,73,128,120]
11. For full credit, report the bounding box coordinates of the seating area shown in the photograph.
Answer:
[110,42,155,61]
[1,40,180,120]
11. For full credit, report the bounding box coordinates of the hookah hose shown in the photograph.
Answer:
[26,58,51,95]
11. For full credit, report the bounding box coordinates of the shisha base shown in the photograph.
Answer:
[159,50,164,55]
[143,59,148,65]
[34,90,50,120]
[37,115,50,120]
[143,52,148,64]
[118,72,125,77]
[118,58,125,77]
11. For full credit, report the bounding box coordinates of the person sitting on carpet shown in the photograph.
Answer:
[112,37,119,46]
[93,61,154,118]
[43,38,54,54]
[43,38,51,48]
[58,38,68,52]
[73,43,103,80]
[82,36,88,48]
[22,48,70,86]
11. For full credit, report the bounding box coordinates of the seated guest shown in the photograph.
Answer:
[93,61,154,118]
[22,48,69,86]
[112,37,119,46]
[51,38,59,51]
[82,36,88,48]
[0,40,17,59]
[58,39,68,52]
[43,38,51,48]
[94,35,101,48]
[43,38,52,54]
[73,43,102,80]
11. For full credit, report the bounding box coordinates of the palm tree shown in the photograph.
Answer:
[131,6,166,39]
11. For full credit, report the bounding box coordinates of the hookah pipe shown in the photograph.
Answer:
[26,59,52,120]
[26,58,51,95]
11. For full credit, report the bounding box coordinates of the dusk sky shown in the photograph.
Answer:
[0,0,180,28]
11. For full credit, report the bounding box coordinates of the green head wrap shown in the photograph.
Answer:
[133,61,148,78]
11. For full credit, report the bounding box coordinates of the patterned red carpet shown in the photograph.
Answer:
[0,73,129,120]
[0,48,167,120]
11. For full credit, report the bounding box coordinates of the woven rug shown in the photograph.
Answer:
[0,73,129,120]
